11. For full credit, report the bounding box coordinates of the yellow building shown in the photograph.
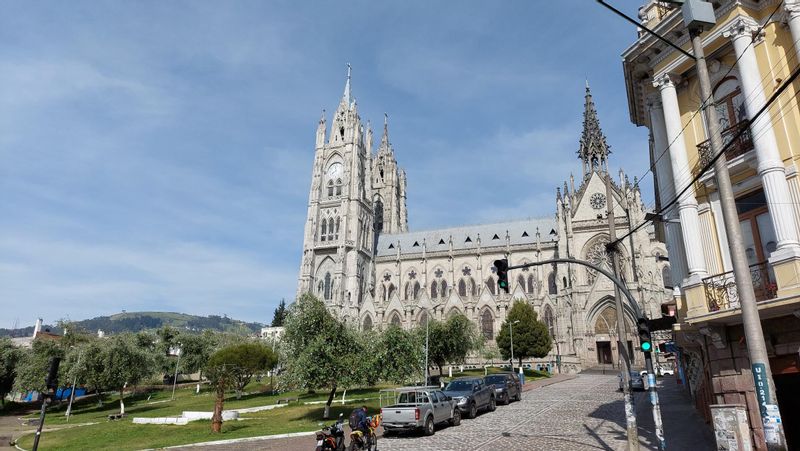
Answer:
[622,1,800,448]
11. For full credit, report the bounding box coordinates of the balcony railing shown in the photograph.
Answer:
[703,261,777,312]
[695,121,753,174]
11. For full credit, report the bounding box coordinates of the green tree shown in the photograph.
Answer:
[96,334,157,415]
[496,301,552,368]
[179,330,219,378]
[282,294,359,418]
[377,325,422,384]
[205,351,236,433]
[207,342,276,399]
[12,339,64,394]
[0,338,21,406]
[424,314,480,376]
[271,299,288,327]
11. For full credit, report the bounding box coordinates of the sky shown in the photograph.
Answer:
[0,0,653,329]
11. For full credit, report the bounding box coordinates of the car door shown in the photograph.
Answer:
[474,381,486,407]
[432,391,446,422]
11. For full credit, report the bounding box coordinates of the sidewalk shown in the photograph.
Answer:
[633,376,715,450]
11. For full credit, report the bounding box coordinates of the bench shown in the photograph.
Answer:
[276,396,298,404]
[107,413,126,421]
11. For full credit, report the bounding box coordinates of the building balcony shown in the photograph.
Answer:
[702,261,777,313]
[692,121,753,178]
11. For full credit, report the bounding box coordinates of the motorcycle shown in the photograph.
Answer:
[315,413,346,451]
[348,414,381,451]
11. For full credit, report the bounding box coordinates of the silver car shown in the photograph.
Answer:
[619,371,645,391]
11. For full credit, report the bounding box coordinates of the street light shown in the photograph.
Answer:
[65,348,83,422]
[509,320,520,373]
[171,344,182,401]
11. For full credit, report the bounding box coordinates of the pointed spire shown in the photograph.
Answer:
[342,63,352,106]
[578,80,611,177]
[378,112,393,155]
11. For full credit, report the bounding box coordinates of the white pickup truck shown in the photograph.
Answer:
[379,387,461,436]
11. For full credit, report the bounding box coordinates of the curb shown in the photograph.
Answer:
[152,431,318,449]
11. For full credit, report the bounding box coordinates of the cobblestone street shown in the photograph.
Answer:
[171,373,714,451]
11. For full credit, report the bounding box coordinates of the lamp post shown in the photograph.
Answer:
[171,344,181,401]
[509,320,520,373]
[65,349,83,422]
[422,308,430,385]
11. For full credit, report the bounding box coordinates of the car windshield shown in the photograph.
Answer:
[445,380,473,391]
[485,376,506,384]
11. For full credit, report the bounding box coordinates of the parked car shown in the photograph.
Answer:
[443,377,496,418]
[483,373,521,405]
[380,387,461,436]
[639,365,675,377]
[619,371,645,391]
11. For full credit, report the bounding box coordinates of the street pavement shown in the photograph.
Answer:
[169,373,714,451]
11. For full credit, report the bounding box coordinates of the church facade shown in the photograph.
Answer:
[297,69,672,371]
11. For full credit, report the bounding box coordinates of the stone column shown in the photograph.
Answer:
[653,74,708,282]
[724,17,800,263]
[647,96,689,285]
[785,0,800,62]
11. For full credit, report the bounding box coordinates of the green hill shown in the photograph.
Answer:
[0,312,263,337]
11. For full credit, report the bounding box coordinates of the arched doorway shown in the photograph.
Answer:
[590,302,635,366]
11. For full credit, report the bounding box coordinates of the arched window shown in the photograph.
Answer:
[323,273,332,300]
[413,281,421,299]
[419,310,428,326]
[327,180,334,197]
[563,276,568,288]
[548,273,557,295]
[387,283,396,300]
[517,275,526,293]
[390,312,402,327]
[543,305,555,339]
[440,280,448,298]
[334,217,340,240]
[317,281,324,295]
[481,310,494,340]
[662,266,672,289]
[362,316,373,331]
[485,277,496,296]
[373,200,384,234]
[527,275,536,294]
[430,280,438,299]
[321,220,327,242]
[470,278,477,297]
[328,218,335,241]
[458,279,467,297]
[335,178,342,196]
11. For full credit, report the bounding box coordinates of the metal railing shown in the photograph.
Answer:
[694,121,753,175]
[703,261,777,312]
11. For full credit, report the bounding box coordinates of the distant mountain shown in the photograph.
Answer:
[0,312,264,337]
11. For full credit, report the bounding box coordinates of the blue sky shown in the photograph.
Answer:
[0,0,652,328]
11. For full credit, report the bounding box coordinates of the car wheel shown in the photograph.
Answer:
[489,397,496,412]
[450,409,461,426]
[424,416,435,436]
[469,402,477,419]
[515,391,522,402]
[382,428,395,438]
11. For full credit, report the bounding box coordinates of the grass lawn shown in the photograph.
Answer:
[442,367,551,381]
[14,382,386,451]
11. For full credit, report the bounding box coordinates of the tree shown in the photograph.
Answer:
[271,299,288,327]
[281,294,360,419]
[370,325,422,385]
[96,334,156,415]
[12,339,64,394]
[423,314,480,376]
[205,351,235,433]
[204,342,275,399]
[496,301,552,368]
[0,338,21,406]
[179,330,219,378]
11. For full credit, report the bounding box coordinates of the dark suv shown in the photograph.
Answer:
[484,372,521,405]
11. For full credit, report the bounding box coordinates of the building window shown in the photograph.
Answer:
[662,266,672,289]
[323,272,332,300]
[736,189,777,265]
[327,180,334,197]
[543,305,555,339]
[440,280,447,298]
[430,280,438,299]
[362,316,373,331]
[413,281,420,299]
[334,217,340,240]
[458,279,467,297]
[419,310,428,326]
[321,220,327,242]
[517,275,526,293]
[387,283,396,300]
[527,275,536,294]
[390,312,402,327]
[485,277,496,296]
[335,178,342,196]
[481,310,493,340]
[548,273,557,295]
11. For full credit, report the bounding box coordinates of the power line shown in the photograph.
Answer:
[610,60,800,249]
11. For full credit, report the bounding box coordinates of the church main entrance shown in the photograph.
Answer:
[596,341,613,364]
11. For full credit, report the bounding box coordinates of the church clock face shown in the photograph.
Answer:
[590,193,606,210]
[326,162,343,180]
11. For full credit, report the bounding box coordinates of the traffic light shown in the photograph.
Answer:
[494,259,509,293]
[637,318,653,353]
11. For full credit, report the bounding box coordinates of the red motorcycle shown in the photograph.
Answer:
[315,413,346,451]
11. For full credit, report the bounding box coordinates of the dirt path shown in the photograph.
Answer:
[0,411,37,449]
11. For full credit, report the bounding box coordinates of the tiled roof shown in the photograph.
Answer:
[376,218,557,257]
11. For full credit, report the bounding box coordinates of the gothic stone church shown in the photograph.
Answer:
[297,70,671,372]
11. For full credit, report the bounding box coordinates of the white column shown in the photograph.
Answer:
[654,73,708,282]
[724,17,800,261]
[647,96,689,284]
[785,1,800,62]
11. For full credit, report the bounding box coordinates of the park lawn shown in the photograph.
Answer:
[15,383,388,450]
[445,367,551,380]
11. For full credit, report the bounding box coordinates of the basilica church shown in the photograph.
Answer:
[296,68,672,371]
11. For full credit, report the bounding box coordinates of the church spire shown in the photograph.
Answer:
[377,112,393,156]
[342,63,352,106]
[578,81,611,178]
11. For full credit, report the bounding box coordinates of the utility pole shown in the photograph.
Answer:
[424,307,430,386]
[509,320,518,373]
[171,345,181,401]
[688,10,787,448]
[65,350,83,422]
[606,172,640,451]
